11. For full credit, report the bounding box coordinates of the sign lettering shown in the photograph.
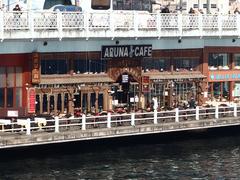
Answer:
[28,88,36,114]
[102,45,152,58]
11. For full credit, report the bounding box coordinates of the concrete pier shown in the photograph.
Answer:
[1,116,240,149]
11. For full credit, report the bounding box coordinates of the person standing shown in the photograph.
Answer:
[13,4,21,28]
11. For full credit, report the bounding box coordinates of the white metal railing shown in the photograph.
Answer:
[1,11,240,40]
[1,104,240,135]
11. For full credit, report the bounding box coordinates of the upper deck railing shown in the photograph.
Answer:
[0,11,240,40]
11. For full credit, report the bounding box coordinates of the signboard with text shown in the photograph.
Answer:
[209,70,240,82]
[28,88,36,114]
[101,45,152,59]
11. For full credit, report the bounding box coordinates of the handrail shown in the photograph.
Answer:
[1,11,240,40]
[0,104,239,135]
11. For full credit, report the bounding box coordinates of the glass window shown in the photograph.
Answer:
[43,0,72,9]
[90,93,96,112]
[0,66,23,108]
[50,96,55,112]
[16,87,22,107]
[74,59,107,74]
[142,58,170,72]
[209,53,229,69]
[16,67,22,87]
[174,58,199,71]
[151,83,165,107]
[98,93,103,111]
[223,82,229,98]
[36,95,40,114]
[41,60,68,75]
[213,82,221,98]
[7,88,13,107]
[113,0,152,11]
[7,67,14,87]
[0,67,6,88]
[43,94,48,112]
[92,0,111,10]
[234,54,240,68]
[0,88,4,107]
[234,82,240,97]
[64,93,69,113]
[57,94,62,111]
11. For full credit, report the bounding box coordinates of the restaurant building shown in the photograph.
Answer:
[4,38,240,117]
[204,47,240,104]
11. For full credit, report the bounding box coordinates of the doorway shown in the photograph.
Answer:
[115,73,139,109]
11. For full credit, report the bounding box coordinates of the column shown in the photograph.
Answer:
[39,93,43,114]
[68,91,74,115]
[109,95,113,110]
[87,92,91,112]
[169,85,173,107]
[54,93,58,116]
[229,81,234,102]
[95,90,99,113]
[61,93,64,113]
[103,89,108,111]
[80,92,83,112]
[47,94,50,114]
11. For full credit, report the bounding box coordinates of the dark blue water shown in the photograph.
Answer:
[0,127,240,180]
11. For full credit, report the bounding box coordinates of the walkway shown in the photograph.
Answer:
[0,105,240,149]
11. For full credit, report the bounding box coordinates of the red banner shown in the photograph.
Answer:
[28,88,36,114]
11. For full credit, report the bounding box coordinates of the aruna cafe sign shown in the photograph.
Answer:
[101,45,152,58]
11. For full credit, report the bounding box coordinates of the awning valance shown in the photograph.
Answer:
[145,73,206,80]
[40,74,114,85]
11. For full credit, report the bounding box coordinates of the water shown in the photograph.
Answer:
[0,127,240,180]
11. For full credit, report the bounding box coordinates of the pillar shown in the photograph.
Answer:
[95,90,99,113]
[47,94,50,114]
[230,81,234,101]
[109,95,113,110]
[80,91,83,112]
[103,89,108,111]
[39,93,43,114]
[61,93,64,113]
[68,91,74,115]
[169,86,174,107]
[87,92,91,112]
[54,93,58,116]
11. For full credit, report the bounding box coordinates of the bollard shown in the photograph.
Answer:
[131,113,135,126]
[175,108,179,122]
[215,105,219,119]
[26,118,31,135]
[196,106,199,120]
[82,114,86,130]
[234,103,237,117]
[107,112,111,128]
[55,116,59,133]
[154,109,158,124]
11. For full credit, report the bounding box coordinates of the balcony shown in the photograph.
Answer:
[0,11,239,40]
